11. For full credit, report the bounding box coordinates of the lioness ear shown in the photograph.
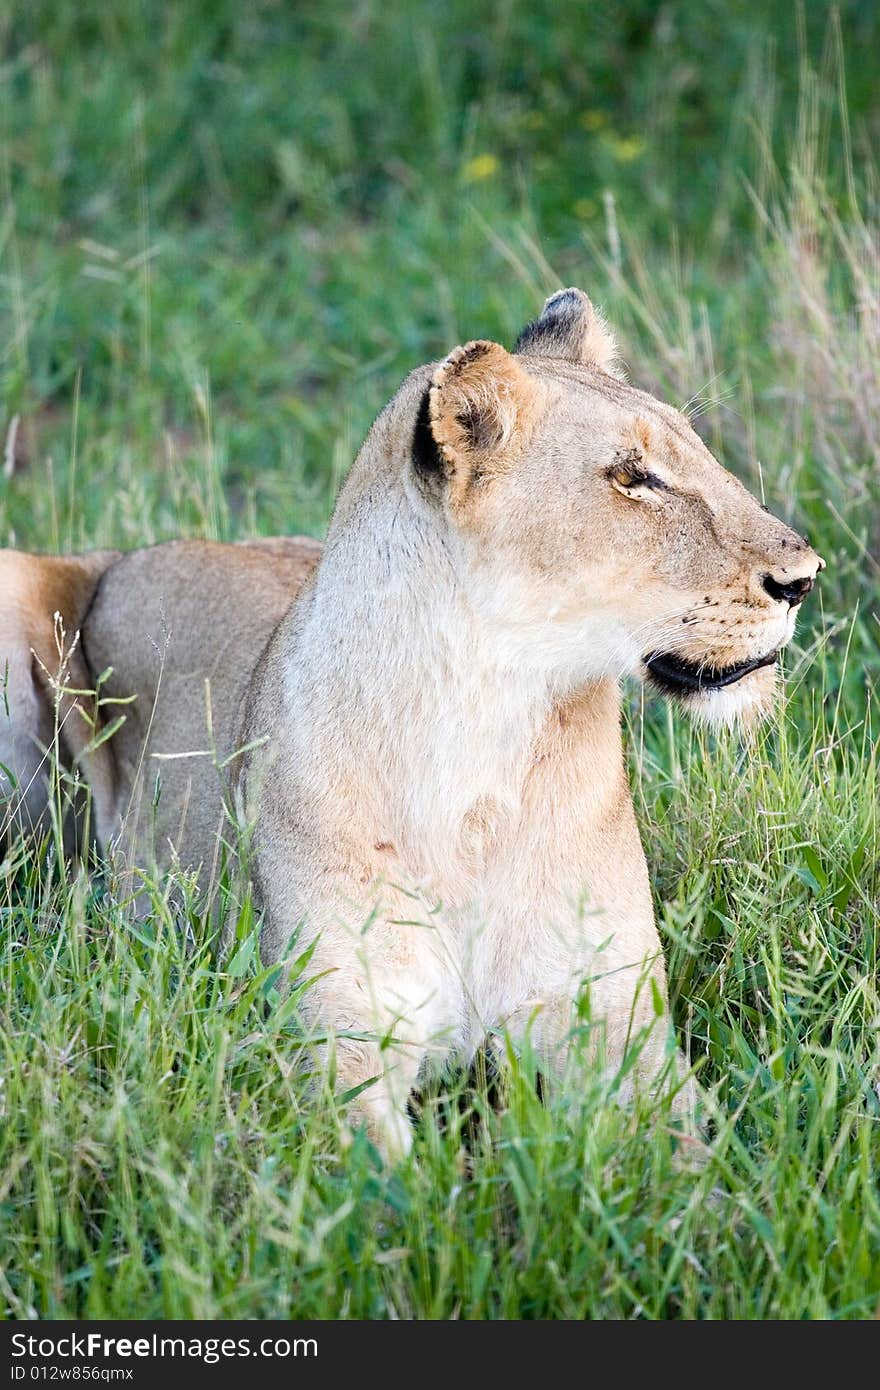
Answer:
[514,287,621,376]
[417,340,544,496]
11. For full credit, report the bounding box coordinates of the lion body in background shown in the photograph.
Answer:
[0,538,320,884]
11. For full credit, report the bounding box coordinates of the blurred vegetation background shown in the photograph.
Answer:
[1,0,878,543]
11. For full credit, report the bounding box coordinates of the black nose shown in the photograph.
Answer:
[762,573,814,606]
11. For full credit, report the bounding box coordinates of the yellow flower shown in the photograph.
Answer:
[462,153,500,183]
[573,197,597,219]
[579,109,607,131]
[609,135,645,163]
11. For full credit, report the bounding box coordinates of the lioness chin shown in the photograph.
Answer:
[1,289,821,1160]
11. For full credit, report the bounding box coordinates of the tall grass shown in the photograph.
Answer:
[1,4,878,1319]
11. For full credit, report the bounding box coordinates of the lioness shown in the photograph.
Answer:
[1,289,821,1158]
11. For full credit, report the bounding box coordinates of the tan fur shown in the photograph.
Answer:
[234,292,821,1156]
[1,289,822,1161]
[0,549,120,848]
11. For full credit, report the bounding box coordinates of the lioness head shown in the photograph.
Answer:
[404,287,822,724]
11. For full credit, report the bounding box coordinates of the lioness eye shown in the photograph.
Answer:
[606,461,647,489]
[610,463,648,488]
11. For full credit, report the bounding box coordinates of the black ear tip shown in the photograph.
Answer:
[544,287,587,312]
[514,288,593,355]
[514,287,617,371]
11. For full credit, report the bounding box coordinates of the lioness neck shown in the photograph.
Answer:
[284,483,629,897]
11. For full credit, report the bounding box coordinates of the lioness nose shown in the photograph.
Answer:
[762,572,814,606]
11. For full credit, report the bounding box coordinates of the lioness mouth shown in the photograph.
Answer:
[644,648,778,694]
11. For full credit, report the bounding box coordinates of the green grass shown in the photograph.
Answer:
[1,1,879,1319]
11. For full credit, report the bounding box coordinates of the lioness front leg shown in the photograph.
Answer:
[327,1030,424,1163]
[297,939,451,1164]
[504,959,696,1121]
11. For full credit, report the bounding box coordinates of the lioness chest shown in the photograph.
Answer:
[429,801,656,1057]
[344,723,657,1062]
